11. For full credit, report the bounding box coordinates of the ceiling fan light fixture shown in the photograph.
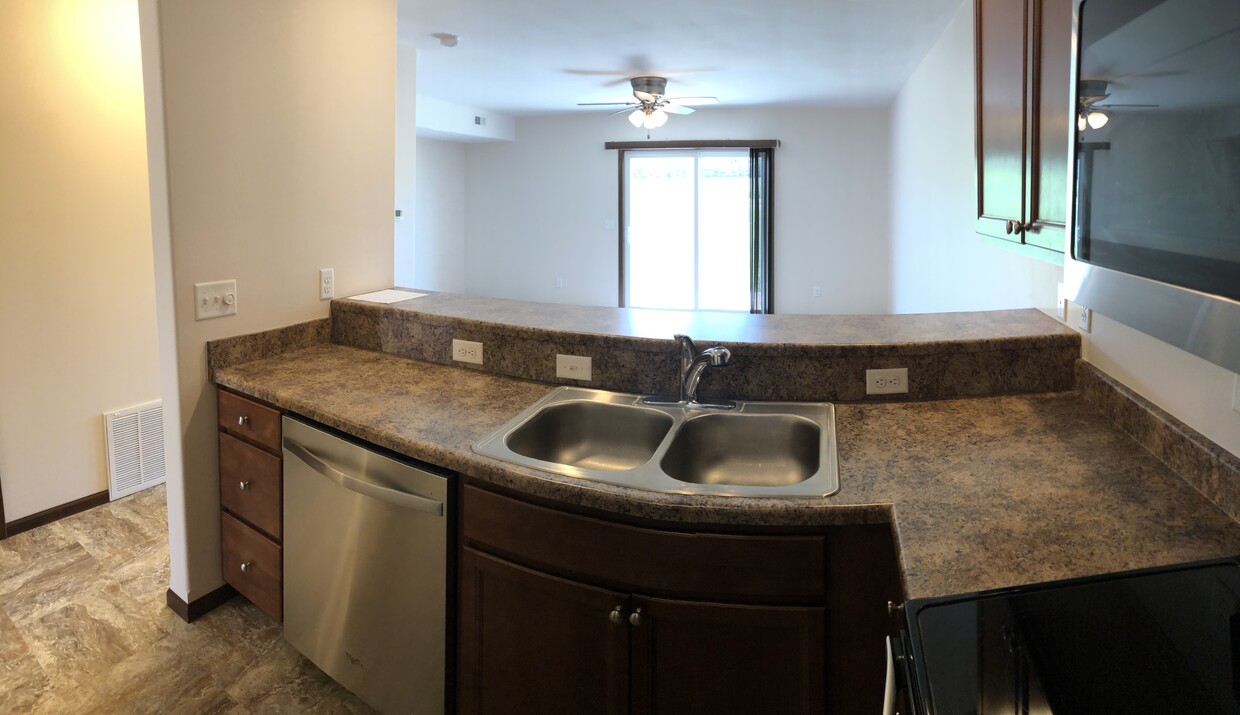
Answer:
[1078,113,1088,131]
[645,108,669,129]
[629,109,646,127]
[1086,110,1109,129]
[431,32,459,47]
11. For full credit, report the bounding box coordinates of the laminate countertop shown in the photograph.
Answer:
[213,343,1240,600]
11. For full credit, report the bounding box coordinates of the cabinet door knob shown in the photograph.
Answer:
[609,606,625,625]
[1005,220,1015,235]
[237,415,250,426]
[239,481,251,491]
[240,562,252,573]
[629,608,644,627]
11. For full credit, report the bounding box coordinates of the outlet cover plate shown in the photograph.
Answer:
[556,354,592,381]
[1078,306,1093,333]
[320,268,334,300]
[452,339,483,365]
[866,367,908,395]
[194,280,237,320]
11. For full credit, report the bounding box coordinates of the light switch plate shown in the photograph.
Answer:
[194,280,237,320]
[1233,375,1240,415]
[866,367,908,395]
[1056,282,1068,321]
[556,354,592,381]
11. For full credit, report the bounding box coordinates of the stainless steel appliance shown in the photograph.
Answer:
[889,557,1240,714]
[282,416,453,715]
[1065,0,1240,374]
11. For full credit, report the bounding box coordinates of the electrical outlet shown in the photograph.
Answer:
[1233,375,1240,415]
[193,280,237,320]
[556,354,592,381]
[1078,306,1092,333]
[320,269,334,300]
[812,286,822,298]
[555,277,563,289]
[866,367,909,395]
[452,339,483,365]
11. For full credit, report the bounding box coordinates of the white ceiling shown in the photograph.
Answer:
[397,0,965,116]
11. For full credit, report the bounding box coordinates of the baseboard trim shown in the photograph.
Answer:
[4,490,110,538]
[166,584,237,623]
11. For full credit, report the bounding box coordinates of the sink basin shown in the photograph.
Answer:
[473,387,839,498]
[660,414,820,487]
[505,401,673,471]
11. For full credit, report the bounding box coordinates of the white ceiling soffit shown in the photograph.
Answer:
[398,0,965,117]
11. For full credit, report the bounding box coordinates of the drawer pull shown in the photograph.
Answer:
[238,415,250,426]
[629,608,644,627]
[238,481,251,491]
[609,606,625,625]
[240,561,252,573]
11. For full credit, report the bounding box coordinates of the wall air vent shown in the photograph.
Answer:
[104,400,166,500]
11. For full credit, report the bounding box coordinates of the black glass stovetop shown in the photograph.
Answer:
[902,557,1240,715]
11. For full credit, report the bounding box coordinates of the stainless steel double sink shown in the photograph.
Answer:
[473,387,840,497]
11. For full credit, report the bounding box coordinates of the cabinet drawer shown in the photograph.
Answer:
[218,390,281,452]
[221,512,282,622]
[463,485,825,603]
[219,431,282,540]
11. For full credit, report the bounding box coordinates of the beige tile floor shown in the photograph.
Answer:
[0,486,374,714]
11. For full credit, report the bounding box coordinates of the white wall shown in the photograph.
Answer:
[462,107,892,313]
[143,0,395,601]
[417,95,516,143]
[0,0,160,521]
[394,44,418,289]
[889,0,1062,313]
[409,137,467,292]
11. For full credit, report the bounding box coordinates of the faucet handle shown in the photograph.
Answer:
[702,346,731,366]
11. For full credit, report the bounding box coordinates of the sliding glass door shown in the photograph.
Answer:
[623,149,764,312]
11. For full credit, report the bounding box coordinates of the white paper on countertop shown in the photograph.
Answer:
[346,289,427,303]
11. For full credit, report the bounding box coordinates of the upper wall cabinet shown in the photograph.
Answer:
[975,0,1073,261]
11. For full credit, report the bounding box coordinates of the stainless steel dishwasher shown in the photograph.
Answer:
[282,416,453,715]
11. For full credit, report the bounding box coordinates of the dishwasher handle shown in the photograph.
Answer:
[284,438,444,516]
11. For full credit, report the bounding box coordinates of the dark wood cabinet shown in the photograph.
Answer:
[458,483,902,715]
[458,548,631,715]
[631,595,825,715]
[217,388,284,621]
[975,0,1073,258]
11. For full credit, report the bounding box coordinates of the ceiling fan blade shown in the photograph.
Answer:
[662,103,695,115]
[634,90,656,103]
[577,102,635,106]
[665,96,718,105]
[609,107,640,116]
[1096,103,1160,108]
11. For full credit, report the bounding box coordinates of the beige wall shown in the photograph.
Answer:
[0,0,160,521]
[143,0,395,600]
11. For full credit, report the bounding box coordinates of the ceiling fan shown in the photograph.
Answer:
[1077,79,1158,130]
[578,76,718,135]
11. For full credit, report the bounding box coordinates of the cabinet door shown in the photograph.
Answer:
[1026,0,1073,251]
[629,595,825,715]
[975,0,1029,240]
[458,548,631,715]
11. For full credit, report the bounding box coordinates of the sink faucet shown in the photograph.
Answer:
[673,334,735,408]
